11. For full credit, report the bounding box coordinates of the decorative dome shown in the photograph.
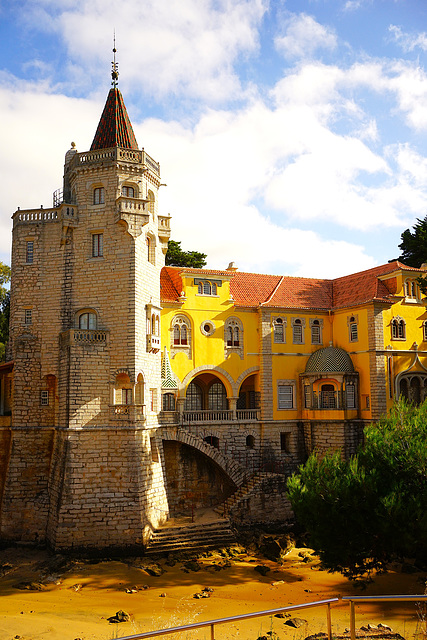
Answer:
[305,346,354,373]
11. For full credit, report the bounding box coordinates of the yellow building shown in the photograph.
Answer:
[0,73,426,550]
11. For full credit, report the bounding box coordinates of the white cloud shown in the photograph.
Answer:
[275,14,337,60]
[21,0,267,103]
[389,24,427,53]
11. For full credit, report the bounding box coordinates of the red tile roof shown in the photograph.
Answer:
[160,261,422,310]
[331,261,412,308]
[90,88,139,151]
[161,267,182,303]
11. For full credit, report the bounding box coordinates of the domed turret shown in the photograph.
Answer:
[305,346,354,373]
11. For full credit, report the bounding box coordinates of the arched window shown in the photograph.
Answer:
[162,393,175,411]
[391,317,406,340]
[273,317,285,343]
[226,324,239,347]
[146,235,155,264]
[224,317,243,357]
[423,321,427,342]
[171,315,191,357]
[204,435,219,449]
[122,185,135,197]
[173,319,188,345]
[147,189,155,215]
[135,373,144,405]
[114,372,132,405]
[292,318,304,344]
[349,315,358,342]
[246,435,255,449]
[78,311,96,329]
[208,381,227,410]
[185,381,203,410]
[93,187,105,205]
[310,319,322,345]
[321,383,336,409]
[197,280,218,296]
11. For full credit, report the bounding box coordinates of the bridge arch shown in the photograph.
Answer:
[160,426,245,487]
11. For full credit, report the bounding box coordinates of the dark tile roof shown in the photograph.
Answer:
[90,88,139,151]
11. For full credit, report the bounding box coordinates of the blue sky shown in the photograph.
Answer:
[2,0,427,277]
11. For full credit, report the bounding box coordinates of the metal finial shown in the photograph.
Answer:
[111,32,119,88]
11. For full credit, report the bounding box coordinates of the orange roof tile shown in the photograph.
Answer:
[160,267,182,303]
[264,276,333,309]
[160,260,421,310]
[230,272,283,307]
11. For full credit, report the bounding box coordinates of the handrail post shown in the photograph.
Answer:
[327,602,332,640]
[211,622,215,640]
[350,600,356,640]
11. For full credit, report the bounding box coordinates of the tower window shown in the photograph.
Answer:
[79,312,96,330]
[162,393,176,411]
[93,187,105,205]
[92,233,103,257]
[122,186,135,197]
[40,390,49,406]
[24,309,32,325]
[26,241,34,264]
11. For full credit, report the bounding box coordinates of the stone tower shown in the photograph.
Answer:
[1,70,171,549]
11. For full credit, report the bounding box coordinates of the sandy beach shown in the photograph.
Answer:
[0,543,425,640]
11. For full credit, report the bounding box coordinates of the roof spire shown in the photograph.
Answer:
[111,32,119,88]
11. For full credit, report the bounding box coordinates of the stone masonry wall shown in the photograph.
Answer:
[230,474,293,526]
[367,303,387,420]
[47,427,167,550]
[0,427,54,541]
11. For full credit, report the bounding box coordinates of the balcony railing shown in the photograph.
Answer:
[158,215,171,240]
[183,410,233,423]
[182,409,259,424]
[109,404,146,422]
[71,147,160,176]
[236,409,259,421]
[13,208,58,225]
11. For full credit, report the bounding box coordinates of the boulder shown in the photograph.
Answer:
[254,565,270,576]
[285,618,307,628]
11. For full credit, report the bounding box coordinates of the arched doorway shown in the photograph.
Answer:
[185,374,228,411]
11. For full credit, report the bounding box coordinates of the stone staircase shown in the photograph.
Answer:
[145,518,237,555]
[214,472,272,517]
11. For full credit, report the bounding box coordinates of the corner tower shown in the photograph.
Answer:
[2,60,171,550]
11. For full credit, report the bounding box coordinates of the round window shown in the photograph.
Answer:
[200,321,215,336]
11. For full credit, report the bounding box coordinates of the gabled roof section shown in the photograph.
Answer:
[90,88,139,151]
[332,260,417,308]
[161,267,183,303]
[230,272,282,307]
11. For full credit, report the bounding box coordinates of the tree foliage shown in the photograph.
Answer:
[398,215,427,268]
[165,240,207,269]
[0,263,11,362]
[287,399,427,579]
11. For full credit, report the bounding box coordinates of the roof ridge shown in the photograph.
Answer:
[261,275,285,306]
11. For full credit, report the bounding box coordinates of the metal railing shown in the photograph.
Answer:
[342,594,427,640]
[114,597,340,640]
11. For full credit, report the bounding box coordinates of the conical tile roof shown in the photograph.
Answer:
[90,88,139,151]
